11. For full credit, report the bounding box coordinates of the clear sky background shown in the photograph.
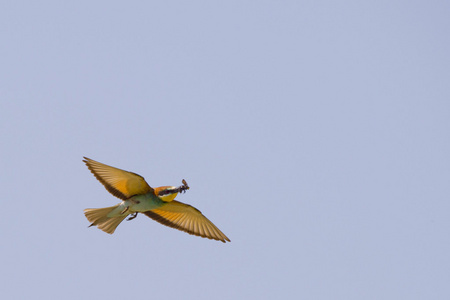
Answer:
[1,1,449,299]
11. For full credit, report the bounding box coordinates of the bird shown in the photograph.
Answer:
[82,157,230,243]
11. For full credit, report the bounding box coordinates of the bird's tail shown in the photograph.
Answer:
[84,204,127,234]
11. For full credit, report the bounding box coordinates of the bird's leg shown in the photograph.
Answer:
[127,212,138,221]
[121,206,130,214]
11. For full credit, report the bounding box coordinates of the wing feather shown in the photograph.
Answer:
[143,200,230,243]
[83,157,153,200]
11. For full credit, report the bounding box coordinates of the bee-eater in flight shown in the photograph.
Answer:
[83,157,230,243]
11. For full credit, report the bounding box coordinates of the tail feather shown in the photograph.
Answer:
[84,205,127,234]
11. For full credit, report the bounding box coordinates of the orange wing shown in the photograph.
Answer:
[83,157,154,200]
[143,200,230,243]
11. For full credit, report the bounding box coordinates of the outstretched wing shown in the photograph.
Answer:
[143,200,230,243]
[83,157,154,200]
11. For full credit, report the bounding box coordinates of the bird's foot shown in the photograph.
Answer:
[127,212,138,221]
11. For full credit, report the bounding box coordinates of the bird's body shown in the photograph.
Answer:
[116,193,165,216]
[83,157,230,243]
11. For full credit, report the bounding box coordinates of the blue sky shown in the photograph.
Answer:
[1,1,449,299]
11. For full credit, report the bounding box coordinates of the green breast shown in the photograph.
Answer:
[128,193,166,212]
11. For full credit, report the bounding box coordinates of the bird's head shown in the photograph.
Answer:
[155,179,190,202]
[155,186,179,202]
